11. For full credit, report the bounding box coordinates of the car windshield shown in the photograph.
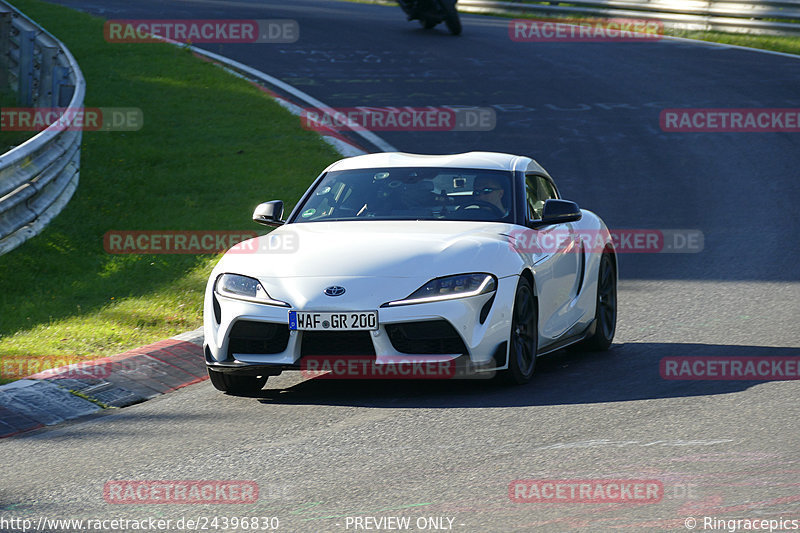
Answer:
[291,167,514,223]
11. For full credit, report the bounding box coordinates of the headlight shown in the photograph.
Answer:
[214,273,289,307]
[385,273,496,306]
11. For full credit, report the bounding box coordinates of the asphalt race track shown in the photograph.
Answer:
[1,1,799,531]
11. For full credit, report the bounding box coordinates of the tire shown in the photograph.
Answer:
[501,277,537,385]
[582,250,617,351]
[439,0,462,35]
[208,368,268,395]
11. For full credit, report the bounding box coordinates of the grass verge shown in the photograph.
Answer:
[0,0,340,383]
[666,30,800,56]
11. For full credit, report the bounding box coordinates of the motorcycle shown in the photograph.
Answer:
[397,0,462,35]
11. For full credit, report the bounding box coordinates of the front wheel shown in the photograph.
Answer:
[501,277,537,384]
[208,368,268,395]
[438,0,462,35]
[581,250,617,351]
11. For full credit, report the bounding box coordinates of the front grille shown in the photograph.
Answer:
[300,331,376,357]
[385,320,468,355]
[227,320,290,357]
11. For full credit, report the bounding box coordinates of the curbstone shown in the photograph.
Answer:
[0,330,206,438]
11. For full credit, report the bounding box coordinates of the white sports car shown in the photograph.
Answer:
[204,152,617,394]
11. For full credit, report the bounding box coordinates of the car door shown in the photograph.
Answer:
[524,173,583,340]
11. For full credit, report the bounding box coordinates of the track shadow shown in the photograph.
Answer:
[254,342,799,408]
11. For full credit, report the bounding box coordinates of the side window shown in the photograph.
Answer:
[525,176,539,220]
[525,175,557,220]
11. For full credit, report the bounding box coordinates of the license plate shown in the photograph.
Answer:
[288,311,378,331]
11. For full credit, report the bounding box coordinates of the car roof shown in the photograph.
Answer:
[323,151,546,174]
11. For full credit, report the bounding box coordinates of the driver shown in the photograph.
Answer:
[472,176,508,215]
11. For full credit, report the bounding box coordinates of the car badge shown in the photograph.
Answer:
[324,286,346,296]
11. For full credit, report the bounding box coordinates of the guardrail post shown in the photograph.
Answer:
[37,44,57,106]
[17,28,34,105]
[0,10,11,90]
[53,65,73,106]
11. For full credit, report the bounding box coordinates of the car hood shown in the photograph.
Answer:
[216,220,522,280]
[213,221,529,310]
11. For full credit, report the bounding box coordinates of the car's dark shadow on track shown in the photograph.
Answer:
[253,342,799,408]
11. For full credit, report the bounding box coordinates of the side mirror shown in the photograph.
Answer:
[538,199,582,225]
[253,200,285,227]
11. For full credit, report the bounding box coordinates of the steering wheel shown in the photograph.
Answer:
[456,200,505,218]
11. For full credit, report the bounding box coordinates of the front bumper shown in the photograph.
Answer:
[204,275,518,377]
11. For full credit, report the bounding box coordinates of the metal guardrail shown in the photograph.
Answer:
[457,0,800,34]
[0,0,84,256]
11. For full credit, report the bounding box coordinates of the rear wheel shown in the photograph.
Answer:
[501,277,537,384]
[208,368,267,395]
[582,250,617,351]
